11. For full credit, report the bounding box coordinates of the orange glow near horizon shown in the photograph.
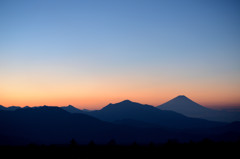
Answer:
[1,83,240,110]
[1,95,240,110]
[1,0,240,111]
[1,65,240,110]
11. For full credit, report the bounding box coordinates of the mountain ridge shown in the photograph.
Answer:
[61,105,84,113]
[86,99,223,129]
[0,104,239,145]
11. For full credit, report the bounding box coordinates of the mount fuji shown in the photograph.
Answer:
[157,95,240,122]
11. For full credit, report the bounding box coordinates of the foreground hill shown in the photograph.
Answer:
[0,106,112,145]
[157,95,240,122]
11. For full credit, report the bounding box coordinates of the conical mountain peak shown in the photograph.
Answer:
[157,95,212,118]
[169,95,195,104]
[176,95,187,98]
[175,95,190,100]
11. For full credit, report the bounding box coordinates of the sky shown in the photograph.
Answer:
[0,0,240,109]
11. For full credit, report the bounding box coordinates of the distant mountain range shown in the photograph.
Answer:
[85,100,222,129]
[0,105,90,114]
[157,95,240,122]
[1,96,240,123]
[0,105,21,111]
[1,96,240,145]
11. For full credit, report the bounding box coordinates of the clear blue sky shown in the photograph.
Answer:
[0,0,240,108]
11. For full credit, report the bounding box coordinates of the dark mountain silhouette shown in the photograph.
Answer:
[157,95,240,122]
[221,107,240,112]
[86,100,223,129]
[60,105,84,113]
[0,105,240,146]
[0,106,110,145]
[0,105,91,114]
[220,121,240,133]
[82,109,93,112]
[208,121,240,141]
[0,105,7,111]
[0,106,183,145]
[0,105,21,111]
[158,95,214,117]
[113,119,162,128]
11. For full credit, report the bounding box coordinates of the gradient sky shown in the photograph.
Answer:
[1,0,240,109]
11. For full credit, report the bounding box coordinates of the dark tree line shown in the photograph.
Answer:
[0,139,239,159]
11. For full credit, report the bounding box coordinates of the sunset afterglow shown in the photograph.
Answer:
[1,0,240,109]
